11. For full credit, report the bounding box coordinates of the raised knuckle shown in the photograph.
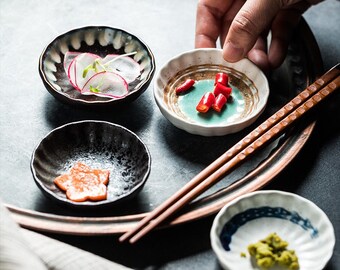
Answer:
[278,0,299,7]
[231,10,260,37]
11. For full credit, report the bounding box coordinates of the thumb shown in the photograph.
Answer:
[223,0,283,63]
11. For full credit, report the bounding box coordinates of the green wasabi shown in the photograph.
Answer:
[246,233,299,270]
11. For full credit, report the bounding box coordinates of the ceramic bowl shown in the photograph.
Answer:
[39,26,155,108]
[31,120,151,208]
[154,48,269,136]
[210,190,335,270]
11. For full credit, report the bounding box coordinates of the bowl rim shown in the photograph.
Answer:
[153,48,269,136]
[39,25,156,106]
[210,190,335,270]
[30,120,152,208]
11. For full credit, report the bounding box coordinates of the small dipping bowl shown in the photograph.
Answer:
[210,190,335,270]
[31,120,151,208]
[39,26,155,108]
[154,49,269,136]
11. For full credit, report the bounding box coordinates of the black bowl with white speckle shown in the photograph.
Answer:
[31,120,151,208]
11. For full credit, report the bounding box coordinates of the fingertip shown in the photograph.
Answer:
[223,0,281,63]
[223,41,245,62]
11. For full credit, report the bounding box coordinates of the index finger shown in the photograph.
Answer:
[195,0,233,48]
[223,0,282,62]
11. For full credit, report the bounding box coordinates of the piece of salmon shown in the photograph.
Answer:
[54,162,110,202]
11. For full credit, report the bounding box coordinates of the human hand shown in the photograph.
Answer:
[195,0,322,70]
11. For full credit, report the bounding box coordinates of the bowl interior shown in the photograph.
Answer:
[210,191,335,270]
[154,49,269,136]
[31,121,151,208]
[39,26,155,106]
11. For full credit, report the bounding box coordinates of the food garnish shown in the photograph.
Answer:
[212,93,227,112]
[213,83,232,99]
[196,92,215,113]
[245,233,299,270]
[54,162,110,202]
[175,72,233,114]
[175,79,195,94]
[63,51,140,99]
[196,72,232,113]
[214,72,229,86]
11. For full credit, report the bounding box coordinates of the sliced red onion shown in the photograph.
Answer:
[81,71,128,99]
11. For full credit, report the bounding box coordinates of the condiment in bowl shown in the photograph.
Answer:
[39,26,155,108]
[210,190,335,270]
[154,49,269,136]
[31,120,151,208]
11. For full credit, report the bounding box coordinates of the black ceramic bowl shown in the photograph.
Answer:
[31,120,151,208]
[39,26,155,108]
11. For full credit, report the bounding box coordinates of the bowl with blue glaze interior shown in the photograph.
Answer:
[153,48,269,136]
[210,190,335,270]
[39,26,155,108]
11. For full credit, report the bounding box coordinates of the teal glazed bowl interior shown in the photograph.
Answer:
[39,26,155,108]
[154,49,269,136]
[31,120,151,208]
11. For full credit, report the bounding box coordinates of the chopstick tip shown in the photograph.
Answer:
[118,234,129,243]
[118,234,139,244]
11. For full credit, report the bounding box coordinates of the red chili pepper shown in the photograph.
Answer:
[196,92,215,113]
[212,93,227,112]
[213,82,232,99]
[215,72,229,86]
[175,79,195,94]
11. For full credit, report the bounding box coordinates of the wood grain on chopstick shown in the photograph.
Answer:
[119,64,340,244]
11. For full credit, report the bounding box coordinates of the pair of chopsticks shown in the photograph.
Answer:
[120,63,340,244]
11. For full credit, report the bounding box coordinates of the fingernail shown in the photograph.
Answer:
[224,41,244,62]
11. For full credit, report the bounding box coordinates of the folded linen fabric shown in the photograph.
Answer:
[0,200,130,270]
[21,229,130,270]
[0,199,47,270]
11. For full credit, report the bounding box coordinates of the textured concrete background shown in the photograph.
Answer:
[0,0,339,269]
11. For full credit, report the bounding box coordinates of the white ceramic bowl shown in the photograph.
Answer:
[153,49,269,136]
[210,190,335,270]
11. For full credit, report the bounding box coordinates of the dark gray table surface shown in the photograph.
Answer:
[1,1,339,269]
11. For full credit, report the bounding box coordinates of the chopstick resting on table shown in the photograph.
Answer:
[119,63,340,244]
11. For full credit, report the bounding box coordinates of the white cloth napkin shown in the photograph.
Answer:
[0,200,130,270]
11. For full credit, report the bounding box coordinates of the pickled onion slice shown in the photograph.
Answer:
[82,71,128,98]
[102,54,141,83]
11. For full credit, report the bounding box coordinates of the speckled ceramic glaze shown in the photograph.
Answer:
[31,121,151,208]
[210,191,335,270]
[154,49,269,136]
[39,26,155,108]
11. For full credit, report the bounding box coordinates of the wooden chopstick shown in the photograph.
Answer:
[119,64,340,244]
